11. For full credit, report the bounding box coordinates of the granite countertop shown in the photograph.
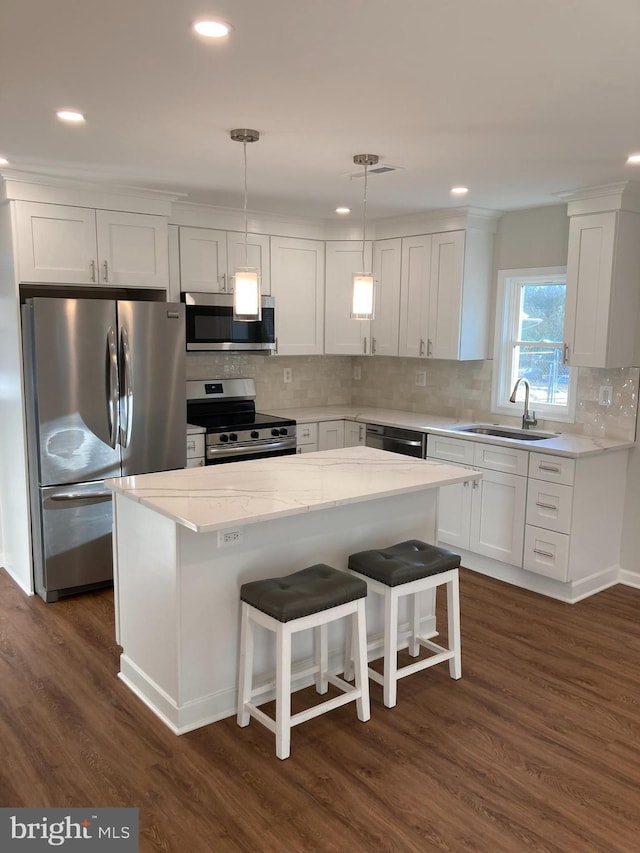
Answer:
[106,446,480,533]
[264,406,634,458]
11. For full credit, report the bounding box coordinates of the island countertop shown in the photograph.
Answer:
[107,446,480,534]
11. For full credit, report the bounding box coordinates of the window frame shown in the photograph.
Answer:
[491,266,577,423]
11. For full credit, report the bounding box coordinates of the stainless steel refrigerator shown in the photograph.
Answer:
[22,297,186,602]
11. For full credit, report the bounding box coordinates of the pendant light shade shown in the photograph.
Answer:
[350,153,378,321]
[231,128,261,321]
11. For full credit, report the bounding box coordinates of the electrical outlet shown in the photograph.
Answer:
[416,370,426,387]
[217,528,243,547]
[283,367,292,384]
[598,385,613,406]
[353,364,362,380]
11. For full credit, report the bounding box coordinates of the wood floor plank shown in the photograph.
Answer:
[1,566,639,852]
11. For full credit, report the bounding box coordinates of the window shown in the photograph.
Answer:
[492,267,576,423]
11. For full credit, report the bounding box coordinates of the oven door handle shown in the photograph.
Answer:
[206,438,295,460]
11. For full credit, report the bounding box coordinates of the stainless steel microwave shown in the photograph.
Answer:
[183,292,276,352]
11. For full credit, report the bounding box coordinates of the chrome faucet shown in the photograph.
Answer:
[509,377,538,429]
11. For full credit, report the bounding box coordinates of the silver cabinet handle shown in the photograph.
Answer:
[90,259,97,282]
[120,325,134,448]
[363,336,367,354]
[372,337,377,355]
[274,336,278,354]
[536,502,558,510]
[463,481,469,488]
[103,260,109,282]
[427,338,433,357]
[562,343,569,364]
[359,424,364,442]
[539,464,560,473]
[419,338,425,357]
[106,326,119,449]
[472,479,479,489]
[533,548,555,559]
[219,273,227,292]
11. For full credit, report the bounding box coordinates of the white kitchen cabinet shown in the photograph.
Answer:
[324,241,373,355]
[398,229,493,360]
[296,422,319,454]
[270,236,324,355]
[344,420,366,447]
[179,227,271,295]
[564,210,640,368]
[318,420,345,450]
[428,436,526,567]
[15,201,169,288]
[370,238,401,357]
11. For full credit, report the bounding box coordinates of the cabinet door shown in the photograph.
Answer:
[469,469,526,567]
[15,201,97,284]
[435,469,473,550]
[271,237,325,355]
[325,241,372,355]
[96,211,168,288]
[371,238,401,356]
[428,231,465,359]
[227,232,271,295]
[399,235,431,358]
[318,420,345,450]
[344,420,366,447]
[179,227,228,293]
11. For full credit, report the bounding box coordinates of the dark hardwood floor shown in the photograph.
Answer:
[1,566,639,852]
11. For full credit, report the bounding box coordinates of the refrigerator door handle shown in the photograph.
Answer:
[107,326,120,449]
[120,325,134,449]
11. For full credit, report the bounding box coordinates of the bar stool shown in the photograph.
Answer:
[237,564,370,760]
[345,540,461,708]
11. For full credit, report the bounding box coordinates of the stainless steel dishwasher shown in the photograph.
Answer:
[365,424,426,458]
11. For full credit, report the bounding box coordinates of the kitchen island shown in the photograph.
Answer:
[108,446,479,733]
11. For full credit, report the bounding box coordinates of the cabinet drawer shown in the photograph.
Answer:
[296,442,319,454]
[529,453,575,485]
[473,442,528,476]
[186,434,205,459]
[523,526,569,581]
[296,422,319,446]
[526,480,573,534]
[427,435,475,465]
[185,456,205,468]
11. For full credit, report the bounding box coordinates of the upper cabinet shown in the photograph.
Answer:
[15,201,169,288]
[564,210,640,368]
[178,226,270,295]
[325,240,373,355]
[270,236,325,355]
[371,238,402,357]
[399,229,493,360]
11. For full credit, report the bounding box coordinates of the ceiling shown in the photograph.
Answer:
[2,0,640,221]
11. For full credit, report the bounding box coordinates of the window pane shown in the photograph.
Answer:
[518,284,566,342]
[514,344,570,405]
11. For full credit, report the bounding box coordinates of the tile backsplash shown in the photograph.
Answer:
[186,353,638,441]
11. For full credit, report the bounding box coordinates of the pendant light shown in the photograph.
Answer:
[231,128,261,321]
[351,153,379,320]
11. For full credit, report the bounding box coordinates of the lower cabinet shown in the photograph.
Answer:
[296,419,366,454]
[318,420,345,450]
[296,422,319,454]
[344,420,366,447]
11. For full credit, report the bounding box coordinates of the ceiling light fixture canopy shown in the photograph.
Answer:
[231,128,261,321]
[351,154,378,320]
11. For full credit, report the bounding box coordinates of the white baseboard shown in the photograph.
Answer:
[619,569,640,589]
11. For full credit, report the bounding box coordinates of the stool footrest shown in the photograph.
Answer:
[244,681,365,732]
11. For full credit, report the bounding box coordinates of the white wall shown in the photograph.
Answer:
[494,204,570,270]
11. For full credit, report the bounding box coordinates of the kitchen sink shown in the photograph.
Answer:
[451,425,558,441]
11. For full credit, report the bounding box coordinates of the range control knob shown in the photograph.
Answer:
[251,430,259,439]
[279,427,288,436]
[271,428,280,437]
[219,434,229,443]
[229,433,238,442]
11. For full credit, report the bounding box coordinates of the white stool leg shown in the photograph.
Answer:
[447,570,462,679]
[315,623,328,694]
[383,587,399,708]
[275,622,292,760]
[343,614,354,681]
[237,602,254,727]
[408,591,420,656]
[353,600,370,721]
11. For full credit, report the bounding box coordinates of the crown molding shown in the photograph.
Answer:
[553,181,640,215]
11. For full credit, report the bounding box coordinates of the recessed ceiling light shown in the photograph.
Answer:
[626,153,640,164]
[0,156,8,166]
[56,110,85,123]
[335,207,351,215]
[192,19,232,39]
[451,186,469,195]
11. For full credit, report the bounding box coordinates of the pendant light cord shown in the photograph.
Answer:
[243,140,249,267]
[362,162,368,271]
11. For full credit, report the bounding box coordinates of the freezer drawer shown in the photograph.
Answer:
[36,483,113,601]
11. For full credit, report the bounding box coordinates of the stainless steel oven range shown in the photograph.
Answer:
[186,378,296,464]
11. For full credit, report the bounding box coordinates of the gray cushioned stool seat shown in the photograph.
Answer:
[348,540,461,587]
[240,564,367,623]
